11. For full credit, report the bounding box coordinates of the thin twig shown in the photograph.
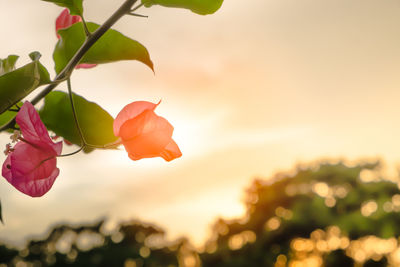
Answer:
[58,145,85,157]
[127,13,148,18]
[67,77,122,153]
[130,3,144,13]
[81,16,91,37]
[67,78,86,146]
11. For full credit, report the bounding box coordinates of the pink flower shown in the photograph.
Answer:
[55,8,97,69]
[2,102,62,197]
[113,101,182,162]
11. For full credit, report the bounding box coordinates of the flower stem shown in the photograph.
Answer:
[39,145,84,166]
[85,138,122,149]
[81,16,91,37]
[66,77,122,155]
[58,145,85,157]
[67,78,86,147]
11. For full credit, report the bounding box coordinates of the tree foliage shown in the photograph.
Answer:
[201,161,400,267]
[2,161,400,266]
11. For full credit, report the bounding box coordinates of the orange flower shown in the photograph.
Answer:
[113,101,182,162]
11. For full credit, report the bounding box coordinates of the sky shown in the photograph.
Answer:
[1,0,400,247]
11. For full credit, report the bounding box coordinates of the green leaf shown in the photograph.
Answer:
[53,22,154,74]
[0,52,51,115]
[141,0,224,15]
[0,102,22,132]
[39,91,118,151]
[41,0,83,16]
[0,55,19,75]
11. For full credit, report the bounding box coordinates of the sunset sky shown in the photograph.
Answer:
[1,0,400,247]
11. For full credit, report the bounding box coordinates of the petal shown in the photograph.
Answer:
[13,167,60,198]
[119,109,173,142]
[2,155,11,180]
[76,63,97,69]
[56,8,81,39]
[120,110,174,160]
[10,142,57,181]
[53,140,63,156]
[55,10,97,71]
[25,168,60,197]
[113,101,159,137]
[159,139,182,162]
[16,102,62,155]
[5,142,59,197]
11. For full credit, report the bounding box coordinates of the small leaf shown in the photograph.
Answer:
[39,91,118,151]
[0,55,19,75]
[0,53,51,115]
[53,22,153,74]
[41,0,83,16]
[29,51,42,61]
[0,102,22,132]
[141,0,224,15]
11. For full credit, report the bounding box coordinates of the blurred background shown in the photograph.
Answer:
[1,0,400,266]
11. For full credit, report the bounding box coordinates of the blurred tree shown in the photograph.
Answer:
[0,219,184,267]
[201,161,400,267]
[3,161,400,267]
